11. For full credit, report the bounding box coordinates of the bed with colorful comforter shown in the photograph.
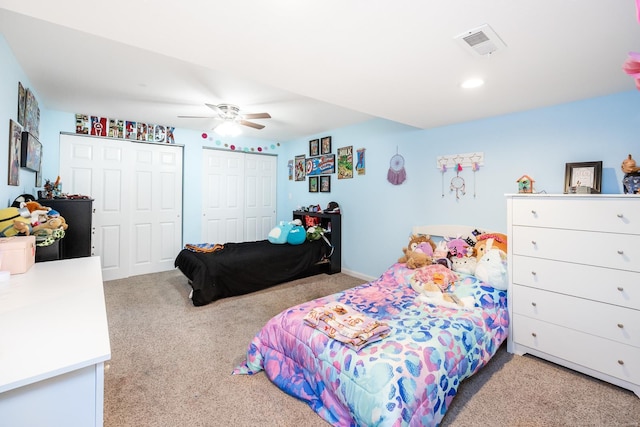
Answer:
[233,261,509,426]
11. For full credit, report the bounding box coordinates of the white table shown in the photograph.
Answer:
[0,256,111,426]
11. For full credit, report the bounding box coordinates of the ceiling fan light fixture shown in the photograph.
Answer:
[214,120,242,137]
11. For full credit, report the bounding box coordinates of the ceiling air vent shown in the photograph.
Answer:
[454,24,506,56]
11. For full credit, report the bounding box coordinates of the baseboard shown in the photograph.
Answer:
[340,268,376,283]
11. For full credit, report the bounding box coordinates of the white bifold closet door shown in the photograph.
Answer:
[59,133,183,281]
[201,148,276,244]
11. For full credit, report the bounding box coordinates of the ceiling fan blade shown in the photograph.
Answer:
[242,112,271,119]
[239,120,265,130]
[178,115,215,119]
[205,103,223,114]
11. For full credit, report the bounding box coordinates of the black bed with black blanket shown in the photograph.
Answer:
[174,239,330,306]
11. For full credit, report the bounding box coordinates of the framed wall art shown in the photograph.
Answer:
[337,145,353,179]
[21,131,42,172]
[309,176,319,192]
[320,136,332,154]
[295,155,306,181]
[309,139,319,156]
[564,161,602,194]
[305,154,335,176]
[320,175,331,192]
[8,119,22,186]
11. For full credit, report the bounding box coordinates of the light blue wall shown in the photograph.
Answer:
[3,33,640,280]
[278,91,640,279]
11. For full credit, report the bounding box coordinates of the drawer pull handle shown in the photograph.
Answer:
[531,210,537,215]
[531,240,537,245]
[617,213,623,218]
[531,332,537,337]
[531,302,537,307]
[617,286,624,292]
[531,271,537,276]
[618,360,624,365]
[617,323,624,329]
[617,250,624,255]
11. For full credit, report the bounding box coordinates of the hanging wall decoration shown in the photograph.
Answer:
[437,152,484,198]
[337,146,353,179]
[8,119,22,186]
[387,147,407,185]
[356,148,366,175]
[295,155,306,181]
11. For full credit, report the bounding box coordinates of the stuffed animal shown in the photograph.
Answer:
[621,154,640,194]
[445,236,471,258]
[398,234,436,269]
[268,221,293,244]
[451,256,477,275]
[475,248,508,290]
[475,233,508,260]
[410,264,474,309]
[0,207,33,237]
[31,215,68,234]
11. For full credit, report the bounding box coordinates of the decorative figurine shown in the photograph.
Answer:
[516,175,535,194]
[621,154,640,194]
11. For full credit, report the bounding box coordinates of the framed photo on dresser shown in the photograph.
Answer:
[564,161,602,194]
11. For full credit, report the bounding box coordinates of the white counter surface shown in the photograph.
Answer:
[0,256,111,393]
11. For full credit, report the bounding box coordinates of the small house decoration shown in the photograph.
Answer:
[516,175,534,193]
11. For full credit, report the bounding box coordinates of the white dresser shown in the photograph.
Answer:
[0,256,111,426]
[506,194,640,398]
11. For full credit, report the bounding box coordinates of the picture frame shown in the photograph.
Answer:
[309,176,319,192]
[320,175,331,192]
[305,154,335,176]
[564,161,602,194]
[8,119,22,186]
[337,145,353,179]
[320,136,332,154]
[21,131,42,172]
[294,155,306,181]
[309,139,319,156]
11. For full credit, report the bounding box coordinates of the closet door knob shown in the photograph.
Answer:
[531,240,537,245]
[617,323,624,329]
[531,302,537,307]
[531,332,537,337]
[617,250,624,255]
[617,213,623,218]
[531,271,537,276]
[617,286,624,292]
[618,360,624,365]
[531,210,537,215]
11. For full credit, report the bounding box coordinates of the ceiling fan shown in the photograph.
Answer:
[178,103,271,130]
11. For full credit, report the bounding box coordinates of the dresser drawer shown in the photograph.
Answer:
[513,285,640,347]
[512,226,640,272]
[511,196,640,234]
[512,314,640,385]
[511,256,640,310]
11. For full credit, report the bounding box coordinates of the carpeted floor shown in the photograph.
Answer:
[102,269,640,426]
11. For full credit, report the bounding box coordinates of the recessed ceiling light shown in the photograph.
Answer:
[461,78,485,89]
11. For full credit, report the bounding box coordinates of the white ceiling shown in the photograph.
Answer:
[1,1,639,142]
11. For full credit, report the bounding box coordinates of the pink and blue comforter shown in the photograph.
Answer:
[233,263,509,426]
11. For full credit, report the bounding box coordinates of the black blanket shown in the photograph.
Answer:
[174,239,329,306]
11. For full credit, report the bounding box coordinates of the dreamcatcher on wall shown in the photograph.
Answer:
[387,147,407,185]
[437,152,484,199]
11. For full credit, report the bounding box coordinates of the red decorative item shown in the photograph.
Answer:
[457,163,463,172]
[202,133,208,139]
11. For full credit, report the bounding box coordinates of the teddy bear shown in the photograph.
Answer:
[474,248,508,290]
[398,234,436,269]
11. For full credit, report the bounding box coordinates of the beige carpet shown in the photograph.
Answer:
[103,269,640,426]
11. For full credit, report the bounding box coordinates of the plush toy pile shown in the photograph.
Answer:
[1,195,68,247]
[398,229,509,308]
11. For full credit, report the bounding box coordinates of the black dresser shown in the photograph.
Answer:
[37,198,93,259]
